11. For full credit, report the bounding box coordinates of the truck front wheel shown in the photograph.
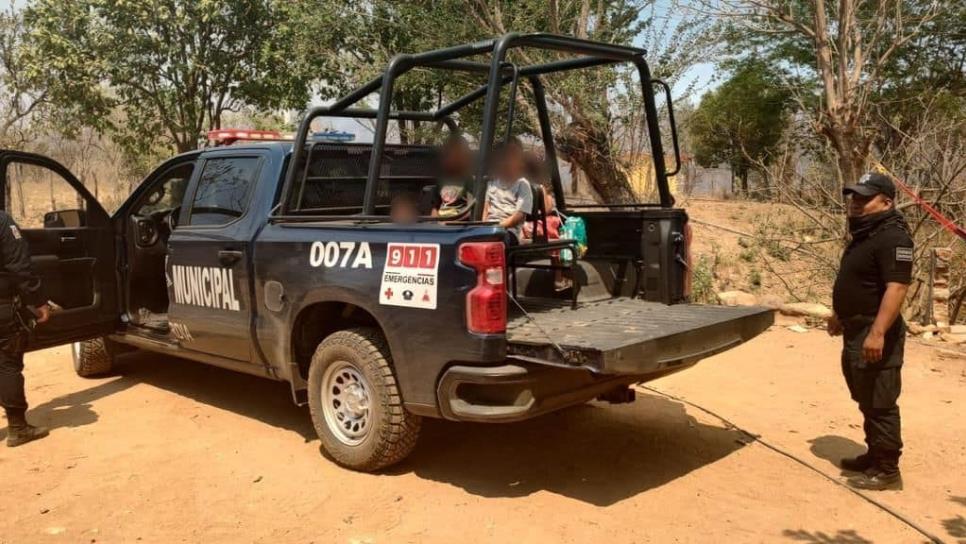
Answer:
[307,327,421,471]
[71,338,115,377]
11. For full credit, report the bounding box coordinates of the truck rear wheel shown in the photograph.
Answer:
[307,327,421,471]
[71,337,115,377]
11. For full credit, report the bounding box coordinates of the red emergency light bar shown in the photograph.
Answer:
[206,129,291,146]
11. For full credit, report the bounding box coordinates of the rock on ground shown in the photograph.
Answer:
[908,323,939,335]
[756,294,785,310]
[941,333,966,345]
[717,291,758,306]
[779,302,833,320]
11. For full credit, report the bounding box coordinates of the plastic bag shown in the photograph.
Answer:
[559,216,587,262]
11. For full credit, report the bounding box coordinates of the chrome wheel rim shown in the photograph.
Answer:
[321,361,372,446]
[71,342,81,362]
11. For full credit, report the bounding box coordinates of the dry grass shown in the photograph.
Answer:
[5,160,133,227]
[683,198,840,303]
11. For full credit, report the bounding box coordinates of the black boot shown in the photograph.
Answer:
[840,452,874,472]
[5,409,48,448]
[846,468,902,490]
[847,450,901,491]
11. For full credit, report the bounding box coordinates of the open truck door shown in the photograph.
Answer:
[0,150,118,351]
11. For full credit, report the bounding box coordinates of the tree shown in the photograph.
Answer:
[872,2,965,155]
[0,8,47,148]
[464,0,650,203]
[21,0,341,155]
[689,59,792,194]
[318,0,715,203]
[713,0,941,186]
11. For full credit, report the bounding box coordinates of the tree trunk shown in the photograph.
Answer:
[829,129,869,187]
[16,163,25,218]
[556,117,636,203]
[175,139,196,153]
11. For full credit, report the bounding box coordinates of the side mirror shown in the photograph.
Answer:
[43,209,87,229]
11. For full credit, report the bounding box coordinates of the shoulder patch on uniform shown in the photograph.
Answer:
[895,246,913,262]
[9,225,21,239]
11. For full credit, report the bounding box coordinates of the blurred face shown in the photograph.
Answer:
[544,190,555,212]
[441,142,472,177]
[390,199,419,223]
[498,145,525,180]
[847,192,892,217]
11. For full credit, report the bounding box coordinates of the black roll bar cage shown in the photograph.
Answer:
[277,32,679,221]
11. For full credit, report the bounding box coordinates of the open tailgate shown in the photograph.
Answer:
[507,298,773,374]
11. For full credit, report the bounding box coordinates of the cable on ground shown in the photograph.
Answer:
[635,384,946,544]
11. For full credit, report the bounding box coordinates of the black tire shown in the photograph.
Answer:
[71,337,115,377]
[307,327,421,471]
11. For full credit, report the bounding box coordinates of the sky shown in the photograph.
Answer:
[643,0,721,101]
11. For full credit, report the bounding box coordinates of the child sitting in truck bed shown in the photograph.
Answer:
[483,137,533,246]
[390,192,420,224]
[431,134,474,220]
[520,152,570,291]
[521,151,561,241]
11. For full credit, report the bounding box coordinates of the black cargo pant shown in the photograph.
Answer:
[841,317,904,472]
[0,326,28,420]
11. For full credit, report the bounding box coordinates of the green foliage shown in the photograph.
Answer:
[690,253,718,304]
[746,268,762,290]
[321,0,655,132]
[739,246,756,263]
[763,240,790,262]
[717,0,964,183]
[306,0,715,201]
[0,9,47,147]
[20,0,338,155]
[689,59,791,193]
[873,1,966,152]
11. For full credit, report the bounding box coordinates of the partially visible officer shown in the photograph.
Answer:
[827,172,913,491]
[0,211,51,447]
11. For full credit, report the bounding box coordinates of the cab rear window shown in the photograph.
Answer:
[288,144,438,215]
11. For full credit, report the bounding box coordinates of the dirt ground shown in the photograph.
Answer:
[1,322,965,543]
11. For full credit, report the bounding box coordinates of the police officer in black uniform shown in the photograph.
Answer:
[827,172,913,491]
[0,211,51,447]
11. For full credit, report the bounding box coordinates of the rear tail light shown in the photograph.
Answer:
[459,242,506,334]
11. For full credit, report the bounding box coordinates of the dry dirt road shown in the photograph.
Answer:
[1,322,964,544]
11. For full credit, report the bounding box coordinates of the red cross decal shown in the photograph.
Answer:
[383,287,393,299]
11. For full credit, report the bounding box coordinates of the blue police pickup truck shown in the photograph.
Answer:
[0,34,772,471]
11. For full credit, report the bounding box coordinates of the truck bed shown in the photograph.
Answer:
[507,298,773,375]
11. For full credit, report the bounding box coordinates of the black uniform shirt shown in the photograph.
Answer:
[832,223,913,319]
[0,212,45,306]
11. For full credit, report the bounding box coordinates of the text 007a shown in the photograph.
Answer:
[309,241,372,269]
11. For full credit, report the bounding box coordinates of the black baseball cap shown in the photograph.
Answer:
[843,172,895,199]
